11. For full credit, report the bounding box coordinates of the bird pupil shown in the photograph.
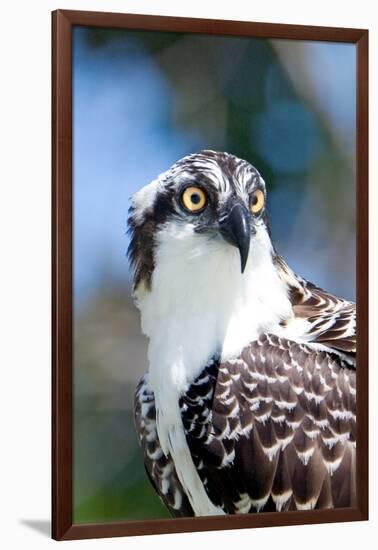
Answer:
[252,194,258,205]
[191,193,201,204]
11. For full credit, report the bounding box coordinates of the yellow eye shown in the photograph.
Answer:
[181,186,207,212]
[250,189,265,214]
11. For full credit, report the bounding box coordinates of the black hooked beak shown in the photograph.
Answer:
[219,201,252,273]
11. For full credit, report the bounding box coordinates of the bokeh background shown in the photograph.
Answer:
[73,26,356,523]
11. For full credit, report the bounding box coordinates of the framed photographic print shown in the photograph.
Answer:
[52,9,368,541]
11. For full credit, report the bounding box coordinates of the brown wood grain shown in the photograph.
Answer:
[51,10,73,541]
[51,9,369,541]
[355,29,369,520]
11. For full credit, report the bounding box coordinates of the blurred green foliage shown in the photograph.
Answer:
[74,446,169,522]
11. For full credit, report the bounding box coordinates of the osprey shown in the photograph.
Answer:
[128,150,356,516]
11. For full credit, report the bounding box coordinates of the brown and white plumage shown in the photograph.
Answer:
[135,281,356,516]
[277,257,356,361]
[129,150,356,517]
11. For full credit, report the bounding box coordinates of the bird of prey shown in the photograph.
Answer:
[128,150,356,517]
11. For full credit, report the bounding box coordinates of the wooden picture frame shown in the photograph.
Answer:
[52,9,368,541]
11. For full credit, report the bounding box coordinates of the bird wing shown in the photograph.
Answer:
[293,281,356,356]
[134,375,194,517]
[276,256,356,360]
[180,334,356,513]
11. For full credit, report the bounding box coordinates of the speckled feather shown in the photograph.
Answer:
[276,256,356,360]
[135,324,356,515]
[134,376,194,517]
[179,333,356,513]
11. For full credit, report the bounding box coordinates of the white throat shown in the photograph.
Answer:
[134,221,292,514]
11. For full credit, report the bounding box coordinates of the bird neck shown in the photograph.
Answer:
[134,227,293,417]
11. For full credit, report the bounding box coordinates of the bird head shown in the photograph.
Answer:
[128,150,272,292]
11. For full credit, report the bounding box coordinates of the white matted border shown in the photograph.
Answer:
[0,1,376,550]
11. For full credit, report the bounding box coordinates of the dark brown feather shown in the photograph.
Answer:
[275,256,356,361]
[178,335,356,513]
[134,376,194,517]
